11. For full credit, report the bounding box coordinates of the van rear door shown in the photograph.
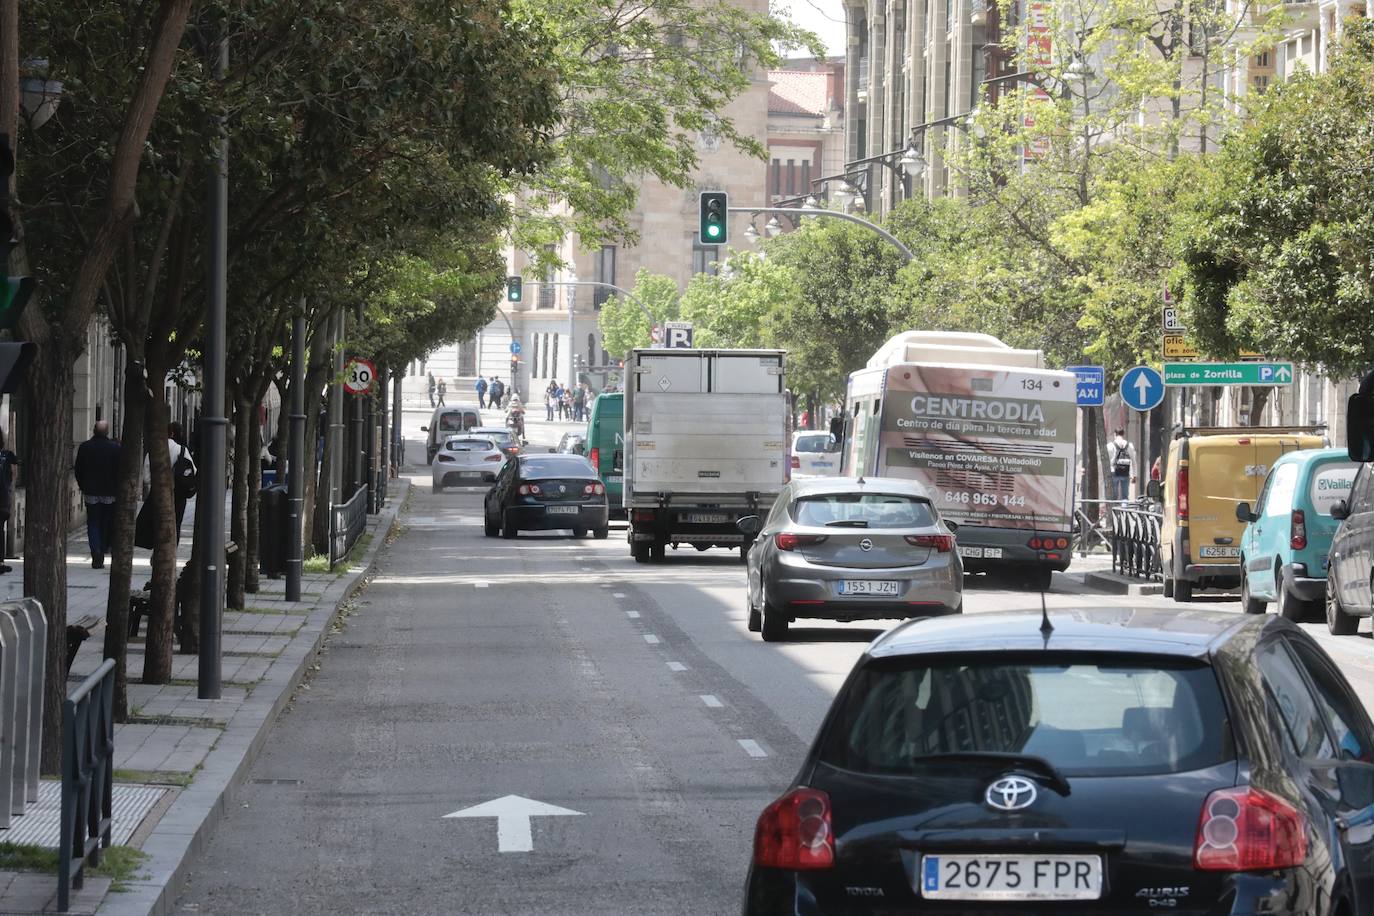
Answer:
[1190,436,1321,568]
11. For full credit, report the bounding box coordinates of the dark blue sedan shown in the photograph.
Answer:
[743,608,1374,915]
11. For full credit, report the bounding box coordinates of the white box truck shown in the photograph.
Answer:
[623,348,789,563]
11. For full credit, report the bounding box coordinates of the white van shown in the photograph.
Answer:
[422,407,482,464]
[790,430,841,478]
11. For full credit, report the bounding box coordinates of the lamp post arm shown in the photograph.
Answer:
[728,206,914,263]
[524,280,657,327]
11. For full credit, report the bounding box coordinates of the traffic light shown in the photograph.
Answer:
[506,276,522,303]
[510,354,519,376]
[699,191,728,245]
[0,135,32,331]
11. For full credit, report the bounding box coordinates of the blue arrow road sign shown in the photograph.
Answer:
[1067,365,1105,407]
[509,341,522,355]
[1121,365,1164,412]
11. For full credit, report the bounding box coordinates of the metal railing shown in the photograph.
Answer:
[0,598,47,828]
[329,485,368,569]
[59,658,115,913]
[1110,502,1164,580]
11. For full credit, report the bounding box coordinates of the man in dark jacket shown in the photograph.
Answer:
[74,421,121,568]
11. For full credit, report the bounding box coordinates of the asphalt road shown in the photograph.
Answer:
[173,412,1374,915]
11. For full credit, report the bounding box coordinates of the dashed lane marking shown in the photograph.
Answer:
[626,611,640,619]
[666,662,687,672]
[474,581,489,588]
[613,592,627,598]
[738,739,768,758]
[643,634,660,645]
[700,695,723,708]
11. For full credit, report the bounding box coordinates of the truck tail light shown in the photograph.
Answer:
[589,447,600,468]
[632,509,655,523]
[775,532,828,551]
[1290,510,1307,550]
[1178,466,1189,520]
[906,534,953,552]
[753,787,834,871]
[789,455,800,469]
[1194,787,1306,871]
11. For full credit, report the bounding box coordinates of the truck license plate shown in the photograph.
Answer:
[838,580,901,596]
[1199,546,1240,558]
[683,513,728,524]
[920,855,1103,901]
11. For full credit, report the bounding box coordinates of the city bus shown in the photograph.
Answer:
[841,331,1079,588]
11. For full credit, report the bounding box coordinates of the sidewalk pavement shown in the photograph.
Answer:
[1058,551,1166,596]
[0,482,408,915]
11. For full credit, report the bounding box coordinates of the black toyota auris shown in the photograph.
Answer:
[743,608,1374,915]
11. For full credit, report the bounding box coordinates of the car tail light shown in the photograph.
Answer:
[589,447,600,468]
[1194,787,1307,871]
[1290,510,1307,550]
[437,454,454,463]
[518,484,542,496]
[775,532,828,551]
[484,454,503,462]
[582,483,605,495]
[789,455,800,469]
[1178,466,1189,520]
[906,534,953,552]
[753,787,834,871]
[593,482,605,495]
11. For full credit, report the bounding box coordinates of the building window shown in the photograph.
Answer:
[531,334,541,379]
[801,159,811,194]
[587,333,597,369]
[1252,74,1270,92]
[771,158,781,198]
[786,159,796,196]
[692,240,720,276]
[458,339,477,377]
[538,244,556,309]
[594,245,616,309]
[1254,50,1270,67]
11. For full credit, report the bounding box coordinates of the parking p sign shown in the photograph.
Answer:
[1067,365,1105,407]
[664,321,694,349]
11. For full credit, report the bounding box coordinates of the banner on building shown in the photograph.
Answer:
[1023,0,1053,162]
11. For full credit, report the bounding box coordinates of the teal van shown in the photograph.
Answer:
[1236,447,1359,621]
[585,393,625,517]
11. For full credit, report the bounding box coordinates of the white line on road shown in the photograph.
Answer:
[613,592,627,598]
[666,662,687,672]
[643,634,660,645]
[625,611,640,619]
[700,695,723,708]
[474,581,489,588]
[738,739,768,758]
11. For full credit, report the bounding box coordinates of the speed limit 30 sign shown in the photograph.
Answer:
[344,357,377,394]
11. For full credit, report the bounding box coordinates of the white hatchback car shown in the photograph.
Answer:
[432,435,505,492]
[790,431,841,478]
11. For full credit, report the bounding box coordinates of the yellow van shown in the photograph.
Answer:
[1159,427,1324,602]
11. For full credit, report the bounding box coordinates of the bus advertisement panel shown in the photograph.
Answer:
[878,366,1077,531]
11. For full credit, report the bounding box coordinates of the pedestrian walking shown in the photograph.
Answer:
[74,420,121,569]
[562,388,573,420]
[143,421,198,542]
[427,372,437,408]
[1108,428,1136,502]
[436,378,447,406]
[475,376,488,410]
[489,376,505,410]
[574,384,587,422]
[545,381,558,421]
[0,430,17,574]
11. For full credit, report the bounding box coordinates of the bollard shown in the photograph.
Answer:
[0,606,17,828]
[15,599,46,806]
[0,599,48,826]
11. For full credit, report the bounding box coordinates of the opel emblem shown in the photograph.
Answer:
[985,776,1037,811]
[859,538,874,551]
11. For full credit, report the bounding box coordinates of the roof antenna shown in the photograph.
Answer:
[1032,510,1053,639]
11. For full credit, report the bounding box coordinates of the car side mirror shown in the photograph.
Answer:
[1331,499,1351,521]
[736,515,763,536]
[420,425,428,432]
[1235,502,1256,524]
[1146,480,1162,500]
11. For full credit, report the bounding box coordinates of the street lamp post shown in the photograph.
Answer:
[726,206,916,263]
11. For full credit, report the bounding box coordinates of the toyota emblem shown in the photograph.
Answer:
[859,538,874,551]
[985,776,1037,811]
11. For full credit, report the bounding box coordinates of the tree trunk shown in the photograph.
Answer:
[1083,409,1101,505]
[23,342,77,774]
[312,379,336,555]
[245,403,263,593]
[1245,387,1272,427]
[102,359,149,720]
[142,394,177,684]
[227,390,252,609]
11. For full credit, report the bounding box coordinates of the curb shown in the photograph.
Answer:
[98,482,409,916]
[1077,570,1165,597]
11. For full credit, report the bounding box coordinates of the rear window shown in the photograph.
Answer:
[791,493,935,529]
[438,411,477,432]
[795,435,836,453]
[445,439,494,451]
[1309,462,1358,516]
[821,656,1233,777]
[521,456,594,479]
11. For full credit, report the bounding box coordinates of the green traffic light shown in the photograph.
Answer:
[707,225,721,238]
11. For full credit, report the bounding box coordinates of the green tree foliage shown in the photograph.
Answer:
[677,252,793,349]
[1173,18,1374,375]
[598,269,680,357]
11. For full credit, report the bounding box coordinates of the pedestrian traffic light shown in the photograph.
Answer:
[699,191,728,245]
[506,276,522,303]
[0,135,33,331]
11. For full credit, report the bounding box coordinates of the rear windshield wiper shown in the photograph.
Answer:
[906,751,1072,796]
[824,519,870,527]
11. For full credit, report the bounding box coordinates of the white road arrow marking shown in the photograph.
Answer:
[443,795,584,853]
[1133,372,1152,407]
